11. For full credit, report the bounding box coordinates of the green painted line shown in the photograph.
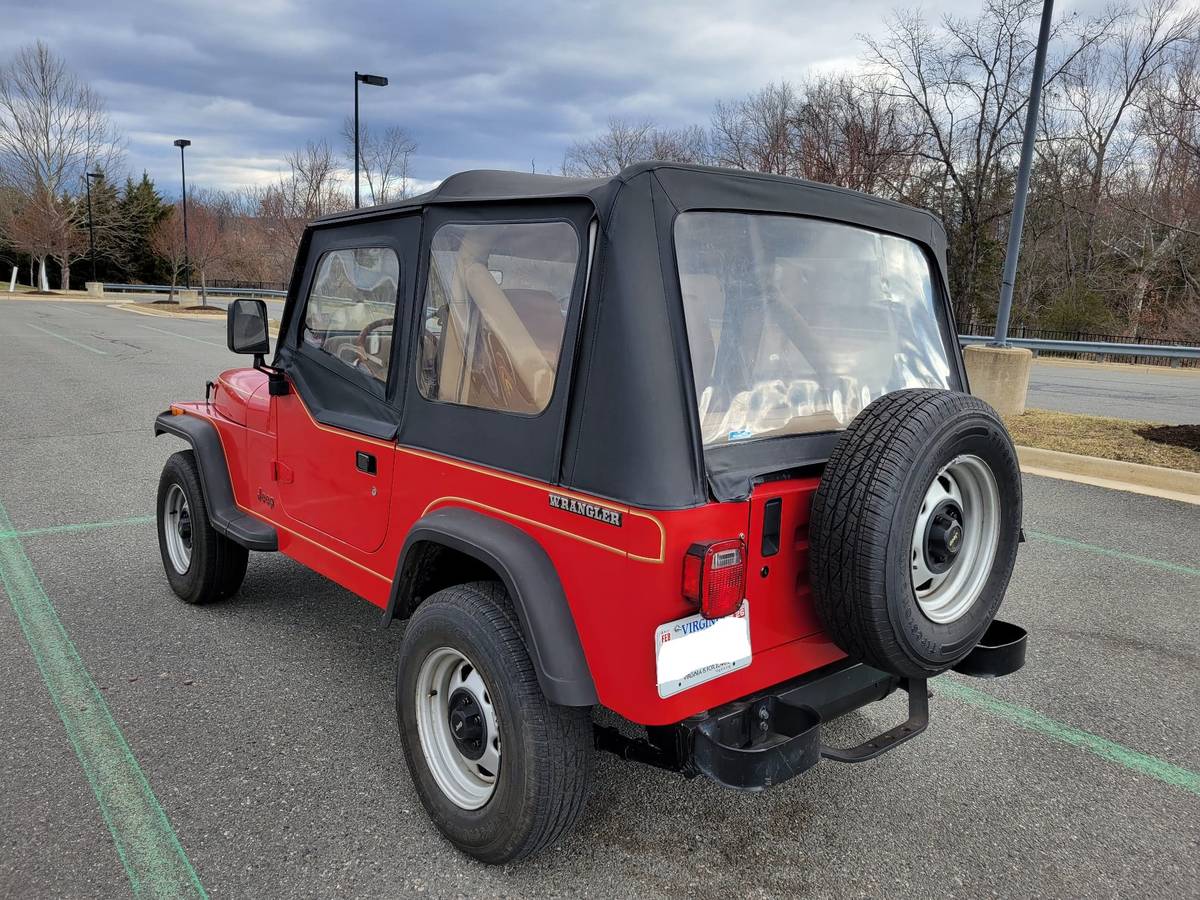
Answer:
[28,322,108,355]
[1027,530,1199,577]
[0,498,207,898]
[0,515,154,540]
[939,679,1200,798]
[134,323,224,349]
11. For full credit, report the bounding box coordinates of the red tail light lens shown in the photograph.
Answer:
[682,538,746,619]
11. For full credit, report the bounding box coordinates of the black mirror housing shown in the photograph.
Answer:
[227,298,271,355]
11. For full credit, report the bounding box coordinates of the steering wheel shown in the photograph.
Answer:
[352,317,395,381]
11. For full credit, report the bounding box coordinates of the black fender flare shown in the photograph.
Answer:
[385,506,598,707]
[154,410,278,551]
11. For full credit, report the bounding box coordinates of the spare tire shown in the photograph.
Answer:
[809,389,1022,679]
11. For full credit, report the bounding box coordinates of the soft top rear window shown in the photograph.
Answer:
[674,211,952,446]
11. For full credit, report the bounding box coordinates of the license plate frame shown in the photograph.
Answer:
[654,601,751,699]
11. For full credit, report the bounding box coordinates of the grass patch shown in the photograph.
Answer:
[1004,408,1200,473]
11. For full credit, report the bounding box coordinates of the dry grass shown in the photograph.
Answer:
[1004,408,1200,473]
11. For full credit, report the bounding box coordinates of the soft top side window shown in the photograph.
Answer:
[417,221,579,415]
[303,247,400,385]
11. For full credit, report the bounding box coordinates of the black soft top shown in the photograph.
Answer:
[314,162,945,253]
[290,163,960,509]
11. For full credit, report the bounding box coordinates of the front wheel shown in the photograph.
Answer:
[396,582,592,864]
[156,450,248,604]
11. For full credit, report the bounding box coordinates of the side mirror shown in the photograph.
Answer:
[227,298,270,355]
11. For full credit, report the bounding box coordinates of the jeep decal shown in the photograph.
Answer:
[548,493,622,527]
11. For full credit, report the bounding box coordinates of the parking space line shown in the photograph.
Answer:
[28,323,108,355]
[0,498,208,898]
[1027,530,1199,577]
[134,323,225,348]
[939,680,1200,798]
[0,515,154,540]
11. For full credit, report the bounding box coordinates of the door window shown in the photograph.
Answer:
[303,247,400,384]
[416,221,579,415]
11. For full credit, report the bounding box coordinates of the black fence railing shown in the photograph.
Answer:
[208,278,288,292]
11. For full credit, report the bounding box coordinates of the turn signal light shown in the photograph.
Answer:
[683,539,746,619]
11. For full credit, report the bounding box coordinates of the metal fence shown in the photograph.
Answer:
[101,283,286,299]
[957,330,1200,367]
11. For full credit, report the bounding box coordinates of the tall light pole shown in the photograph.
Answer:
[993,0,1053,346]
[174,139,192,289]
[354,71,389,209]
[84,171,103,284]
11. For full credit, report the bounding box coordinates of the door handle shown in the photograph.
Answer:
[355,451,377,475]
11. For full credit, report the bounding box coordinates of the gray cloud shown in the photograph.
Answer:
[0,0,1099,194]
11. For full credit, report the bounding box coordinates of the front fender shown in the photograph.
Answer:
[386,506,598,707]
[154,410,278,551]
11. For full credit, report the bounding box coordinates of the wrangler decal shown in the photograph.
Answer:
[547,493,622,527]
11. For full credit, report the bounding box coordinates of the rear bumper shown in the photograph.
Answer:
[657,619,1028,790]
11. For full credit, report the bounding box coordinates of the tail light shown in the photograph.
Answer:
[682,538,746,619]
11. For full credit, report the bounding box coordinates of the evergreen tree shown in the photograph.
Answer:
[118,172,170,283]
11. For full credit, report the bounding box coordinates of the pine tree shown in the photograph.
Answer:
[118,172,170,284]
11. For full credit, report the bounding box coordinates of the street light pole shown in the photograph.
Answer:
[353,71,389,209]
[174,139,192,290]
[84,172,102,284]
[993,0,1053,346]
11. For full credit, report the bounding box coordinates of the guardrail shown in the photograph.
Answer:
[957,335,1200,363]
[101,283,286,299]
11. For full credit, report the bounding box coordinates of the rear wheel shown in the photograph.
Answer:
[156,450,248,604]
[396,582,592,864]
[809,389,1022,679]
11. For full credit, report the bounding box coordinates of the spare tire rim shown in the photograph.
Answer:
[910,454,1001,624]
[414,646,500,810]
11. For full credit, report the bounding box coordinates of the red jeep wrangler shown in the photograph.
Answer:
[154,163,1027,863]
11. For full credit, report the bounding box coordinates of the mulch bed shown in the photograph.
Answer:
[151,299,181,306]
[181,305,225,314]
[1136,424,1200,453]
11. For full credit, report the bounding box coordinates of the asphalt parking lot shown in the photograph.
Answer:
[1,297,1197,899]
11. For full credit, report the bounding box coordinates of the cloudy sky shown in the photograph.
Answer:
[1,0,1097,196]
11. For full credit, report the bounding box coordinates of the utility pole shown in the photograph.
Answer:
[993,0,1053,346]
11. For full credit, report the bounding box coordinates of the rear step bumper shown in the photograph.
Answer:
[597,619,1028,791]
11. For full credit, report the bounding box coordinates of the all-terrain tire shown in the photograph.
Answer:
[809,389,1022,679]
[396,581,592,864]
[157,450,249,604]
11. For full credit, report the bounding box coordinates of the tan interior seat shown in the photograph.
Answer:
[679,274,724,394]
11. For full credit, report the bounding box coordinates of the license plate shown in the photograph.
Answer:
[654,601,751,698]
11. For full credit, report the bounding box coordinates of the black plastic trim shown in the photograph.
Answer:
[153,411,278,551]
[951,619,1028,678]
[384,506,598,706]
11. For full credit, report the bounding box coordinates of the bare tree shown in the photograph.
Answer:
[148,206,187,301]
[861,0,1105,319]
[185,199,226,305]
[342,119,417,205]
[792,75,921,196]
[0,41,124,288]
[711,82,799,175]
[562,117,709,176]
[1062,0,1199,279]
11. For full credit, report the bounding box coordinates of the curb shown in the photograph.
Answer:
[107,303,227,321]
[1017,445,1200,506]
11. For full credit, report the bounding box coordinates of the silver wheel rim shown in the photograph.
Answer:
[910,454,1001,624]
[414,646,500,810]
[162,484,192,574]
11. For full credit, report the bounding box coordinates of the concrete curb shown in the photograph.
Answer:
[2,291,115,304]
[1017,445,1200,506]
[107,303,227,321]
